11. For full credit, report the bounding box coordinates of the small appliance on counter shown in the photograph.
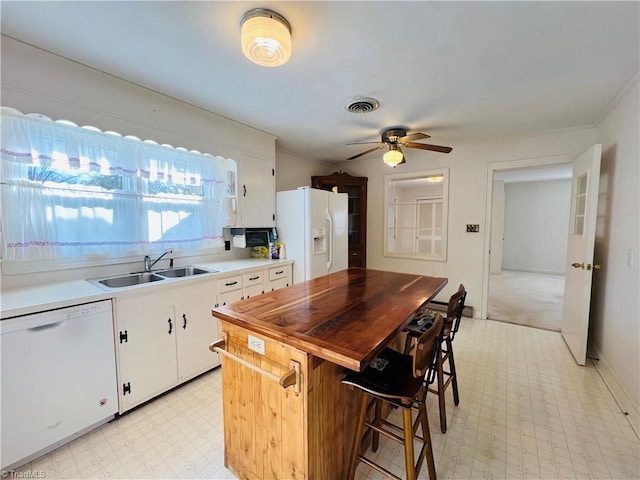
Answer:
[226,227,272,249]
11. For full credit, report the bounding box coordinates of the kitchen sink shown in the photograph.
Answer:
[156,266,217,277]
[89,265,217,290]
[94,272,165,289]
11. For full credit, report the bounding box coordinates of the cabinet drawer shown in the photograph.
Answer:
[219,275,243,293]
[244,271,264,286]
[269,266,289,281]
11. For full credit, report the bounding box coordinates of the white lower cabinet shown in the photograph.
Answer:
[114,263,292,413]
[267,265,292,291]
[243,271,265,299]
[115,281,219,412]
[217,274,244,307]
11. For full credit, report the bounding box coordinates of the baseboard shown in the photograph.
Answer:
[426,300,473,318]
[588,341,639,439]
[500,267,565,276]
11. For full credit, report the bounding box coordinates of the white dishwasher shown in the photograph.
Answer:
[1,300,118,470]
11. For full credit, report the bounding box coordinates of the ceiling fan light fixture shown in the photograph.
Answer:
[240,8,291,67]
[383,145,404,167]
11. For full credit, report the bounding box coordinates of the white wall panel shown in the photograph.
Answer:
[502,179,571,274]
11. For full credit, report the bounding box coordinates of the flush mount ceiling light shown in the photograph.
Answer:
[426,174,444,183]
[240,8,292,67]
[383,145,404,167]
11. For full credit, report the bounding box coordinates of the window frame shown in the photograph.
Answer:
[383,168,449,262]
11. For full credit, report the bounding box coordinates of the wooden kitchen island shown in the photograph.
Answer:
[210,268,447,479]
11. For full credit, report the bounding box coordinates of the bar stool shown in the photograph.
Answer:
[342,314,443,480]
[403,284,467,433]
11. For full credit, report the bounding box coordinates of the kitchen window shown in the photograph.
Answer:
[384,169,449,261]
[0,110,237,273]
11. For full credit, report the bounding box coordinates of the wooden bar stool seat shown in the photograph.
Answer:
[342,314,443,480]
[403,284,467,433]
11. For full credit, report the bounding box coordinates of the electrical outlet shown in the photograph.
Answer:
[248,334,265,355]
[466,224,480,233]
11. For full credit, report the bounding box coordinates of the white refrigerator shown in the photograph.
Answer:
[276,187,348,284]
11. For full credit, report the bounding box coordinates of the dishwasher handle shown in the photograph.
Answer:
[28,321,65,332]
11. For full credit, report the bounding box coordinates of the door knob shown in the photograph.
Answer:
[571,262,585,269]
[587,264,601,271]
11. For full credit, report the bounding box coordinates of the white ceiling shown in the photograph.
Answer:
[1,1,638,165]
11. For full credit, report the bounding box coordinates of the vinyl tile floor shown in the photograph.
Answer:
[10,319,639,480]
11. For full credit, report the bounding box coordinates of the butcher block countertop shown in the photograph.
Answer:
[212,267,448,372]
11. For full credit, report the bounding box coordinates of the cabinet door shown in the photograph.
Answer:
[267,265,291,291]
[244,270,265,298]
[175,283,221,381]
[116,295,178,411]
[218,274,244,306]
[218,289,244,307]
[238,153,275,227]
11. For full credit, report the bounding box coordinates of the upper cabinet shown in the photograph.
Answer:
[311,172,368,267]
[237,153,276,227]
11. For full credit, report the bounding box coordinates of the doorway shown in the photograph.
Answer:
[484,160,573,331]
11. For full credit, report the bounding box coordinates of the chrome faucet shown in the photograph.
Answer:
[144,249,173,272]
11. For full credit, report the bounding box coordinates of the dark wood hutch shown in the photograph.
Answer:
[311,172,368,268]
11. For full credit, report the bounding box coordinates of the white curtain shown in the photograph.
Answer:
[1,111,236,267]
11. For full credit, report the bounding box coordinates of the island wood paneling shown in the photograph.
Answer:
[213,269,448,479]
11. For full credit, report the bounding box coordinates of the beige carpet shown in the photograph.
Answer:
[488,270,564,331]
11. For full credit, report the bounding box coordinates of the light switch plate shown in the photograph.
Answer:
[248,334,265,355]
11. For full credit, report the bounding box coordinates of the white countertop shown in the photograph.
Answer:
[1,258,293,319]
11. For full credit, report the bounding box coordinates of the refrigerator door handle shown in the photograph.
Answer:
[326,211,334,271]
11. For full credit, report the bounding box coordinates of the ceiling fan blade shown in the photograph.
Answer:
[346,141,383,146]
[346,144,385,160]
[405,142,453,154]
[398,132,430,143]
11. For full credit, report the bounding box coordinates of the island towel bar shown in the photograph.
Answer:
[210,335,300,393]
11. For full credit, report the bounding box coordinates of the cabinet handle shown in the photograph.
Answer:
[168,318,173,335]
[210,335,300,393]
[249,276,260,281]
[275,270,284,275]
[243,185,247,197]
[182,313,187,330]
[225,281,238,286]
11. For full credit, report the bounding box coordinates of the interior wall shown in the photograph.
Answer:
[502,179,571,274]
[0,38,276,160]
[592,76,639,432]
[0,37,274,287]
[274,147,333,192]
[337,128,597,312]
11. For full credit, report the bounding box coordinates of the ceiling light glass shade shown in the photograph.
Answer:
[383,146,404,166]
[241,9,292,67]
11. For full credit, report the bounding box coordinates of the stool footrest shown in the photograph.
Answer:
[359,456,402,480]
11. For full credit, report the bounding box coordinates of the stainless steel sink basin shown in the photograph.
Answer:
[156,266,217,278]
[96,272,165,288]
[88,265,217,290]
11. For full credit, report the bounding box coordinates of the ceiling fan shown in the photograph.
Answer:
[347,127,452,166]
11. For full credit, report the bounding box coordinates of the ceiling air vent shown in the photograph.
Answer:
[345,97,380,114]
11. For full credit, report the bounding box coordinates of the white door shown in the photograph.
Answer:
[561,144,602,365]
